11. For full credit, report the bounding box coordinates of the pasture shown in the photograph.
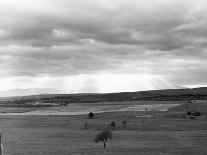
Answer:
[0,101,207,155]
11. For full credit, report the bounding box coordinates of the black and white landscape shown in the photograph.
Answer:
[0,0,207,154]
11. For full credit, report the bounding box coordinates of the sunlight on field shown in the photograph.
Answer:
[0,102,181,115]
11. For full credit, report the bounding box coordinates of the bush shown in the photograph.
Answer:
[186,111,201,116]
[88,112,94,119]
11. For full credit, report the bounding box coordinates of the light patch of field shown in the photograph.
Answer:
[0,101,181,115]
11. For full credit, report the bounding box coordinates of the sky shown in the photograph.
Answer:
[0,0,207,93]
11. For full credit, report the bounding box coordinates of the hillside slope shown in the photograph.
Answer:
[0,87,207,107]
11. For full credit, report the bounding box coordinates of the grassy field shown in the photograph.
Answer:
[0,101,207,155]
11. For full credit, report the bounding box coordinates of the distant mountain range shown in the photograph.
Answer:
[0,88,62,97]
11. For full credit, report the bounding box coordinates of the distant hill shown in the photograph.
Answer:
[0,88,62,98]
[1,87,207,107]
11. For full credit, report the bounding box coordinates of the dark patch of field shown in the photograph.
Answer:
[0,101,207,155]
[169,102,207,113]
[0,107,46,114]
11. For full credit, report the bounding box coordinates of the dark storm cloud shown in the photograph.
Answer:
[0,0,190,49]
[0,0,207,87]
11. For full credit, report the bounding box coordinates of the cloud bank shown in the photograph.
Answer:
[0,0,207,92]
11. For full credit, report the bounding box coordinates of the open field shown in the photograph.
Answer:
[0,101,181,115]
[0,101,207,155]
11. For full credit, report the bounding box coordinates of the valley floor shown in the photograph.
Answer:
[0,101,207,155]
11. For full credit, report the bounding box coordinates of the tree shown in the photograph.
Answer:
[110,121,116,129]
[193,111,201,116]
[88,112,94,119]
[122,120,127,128]
[94,127,112,149]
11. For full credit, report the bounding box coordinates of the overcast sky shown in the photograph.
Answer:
[0,0,207,93]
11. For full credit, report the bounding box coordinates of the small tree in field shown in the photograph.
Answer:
[122,120,127,128]
[88,112,94,119]
[94,127,112,149]
[110,121,116,130]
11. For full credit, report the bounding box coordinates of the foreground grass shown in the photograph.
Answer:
[0,102,207,155]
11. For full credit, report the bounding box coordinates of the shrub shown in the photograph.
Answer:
[88,112,95,119]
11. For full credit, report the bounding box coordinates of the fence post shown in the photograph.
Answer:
[0,132,2,155]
